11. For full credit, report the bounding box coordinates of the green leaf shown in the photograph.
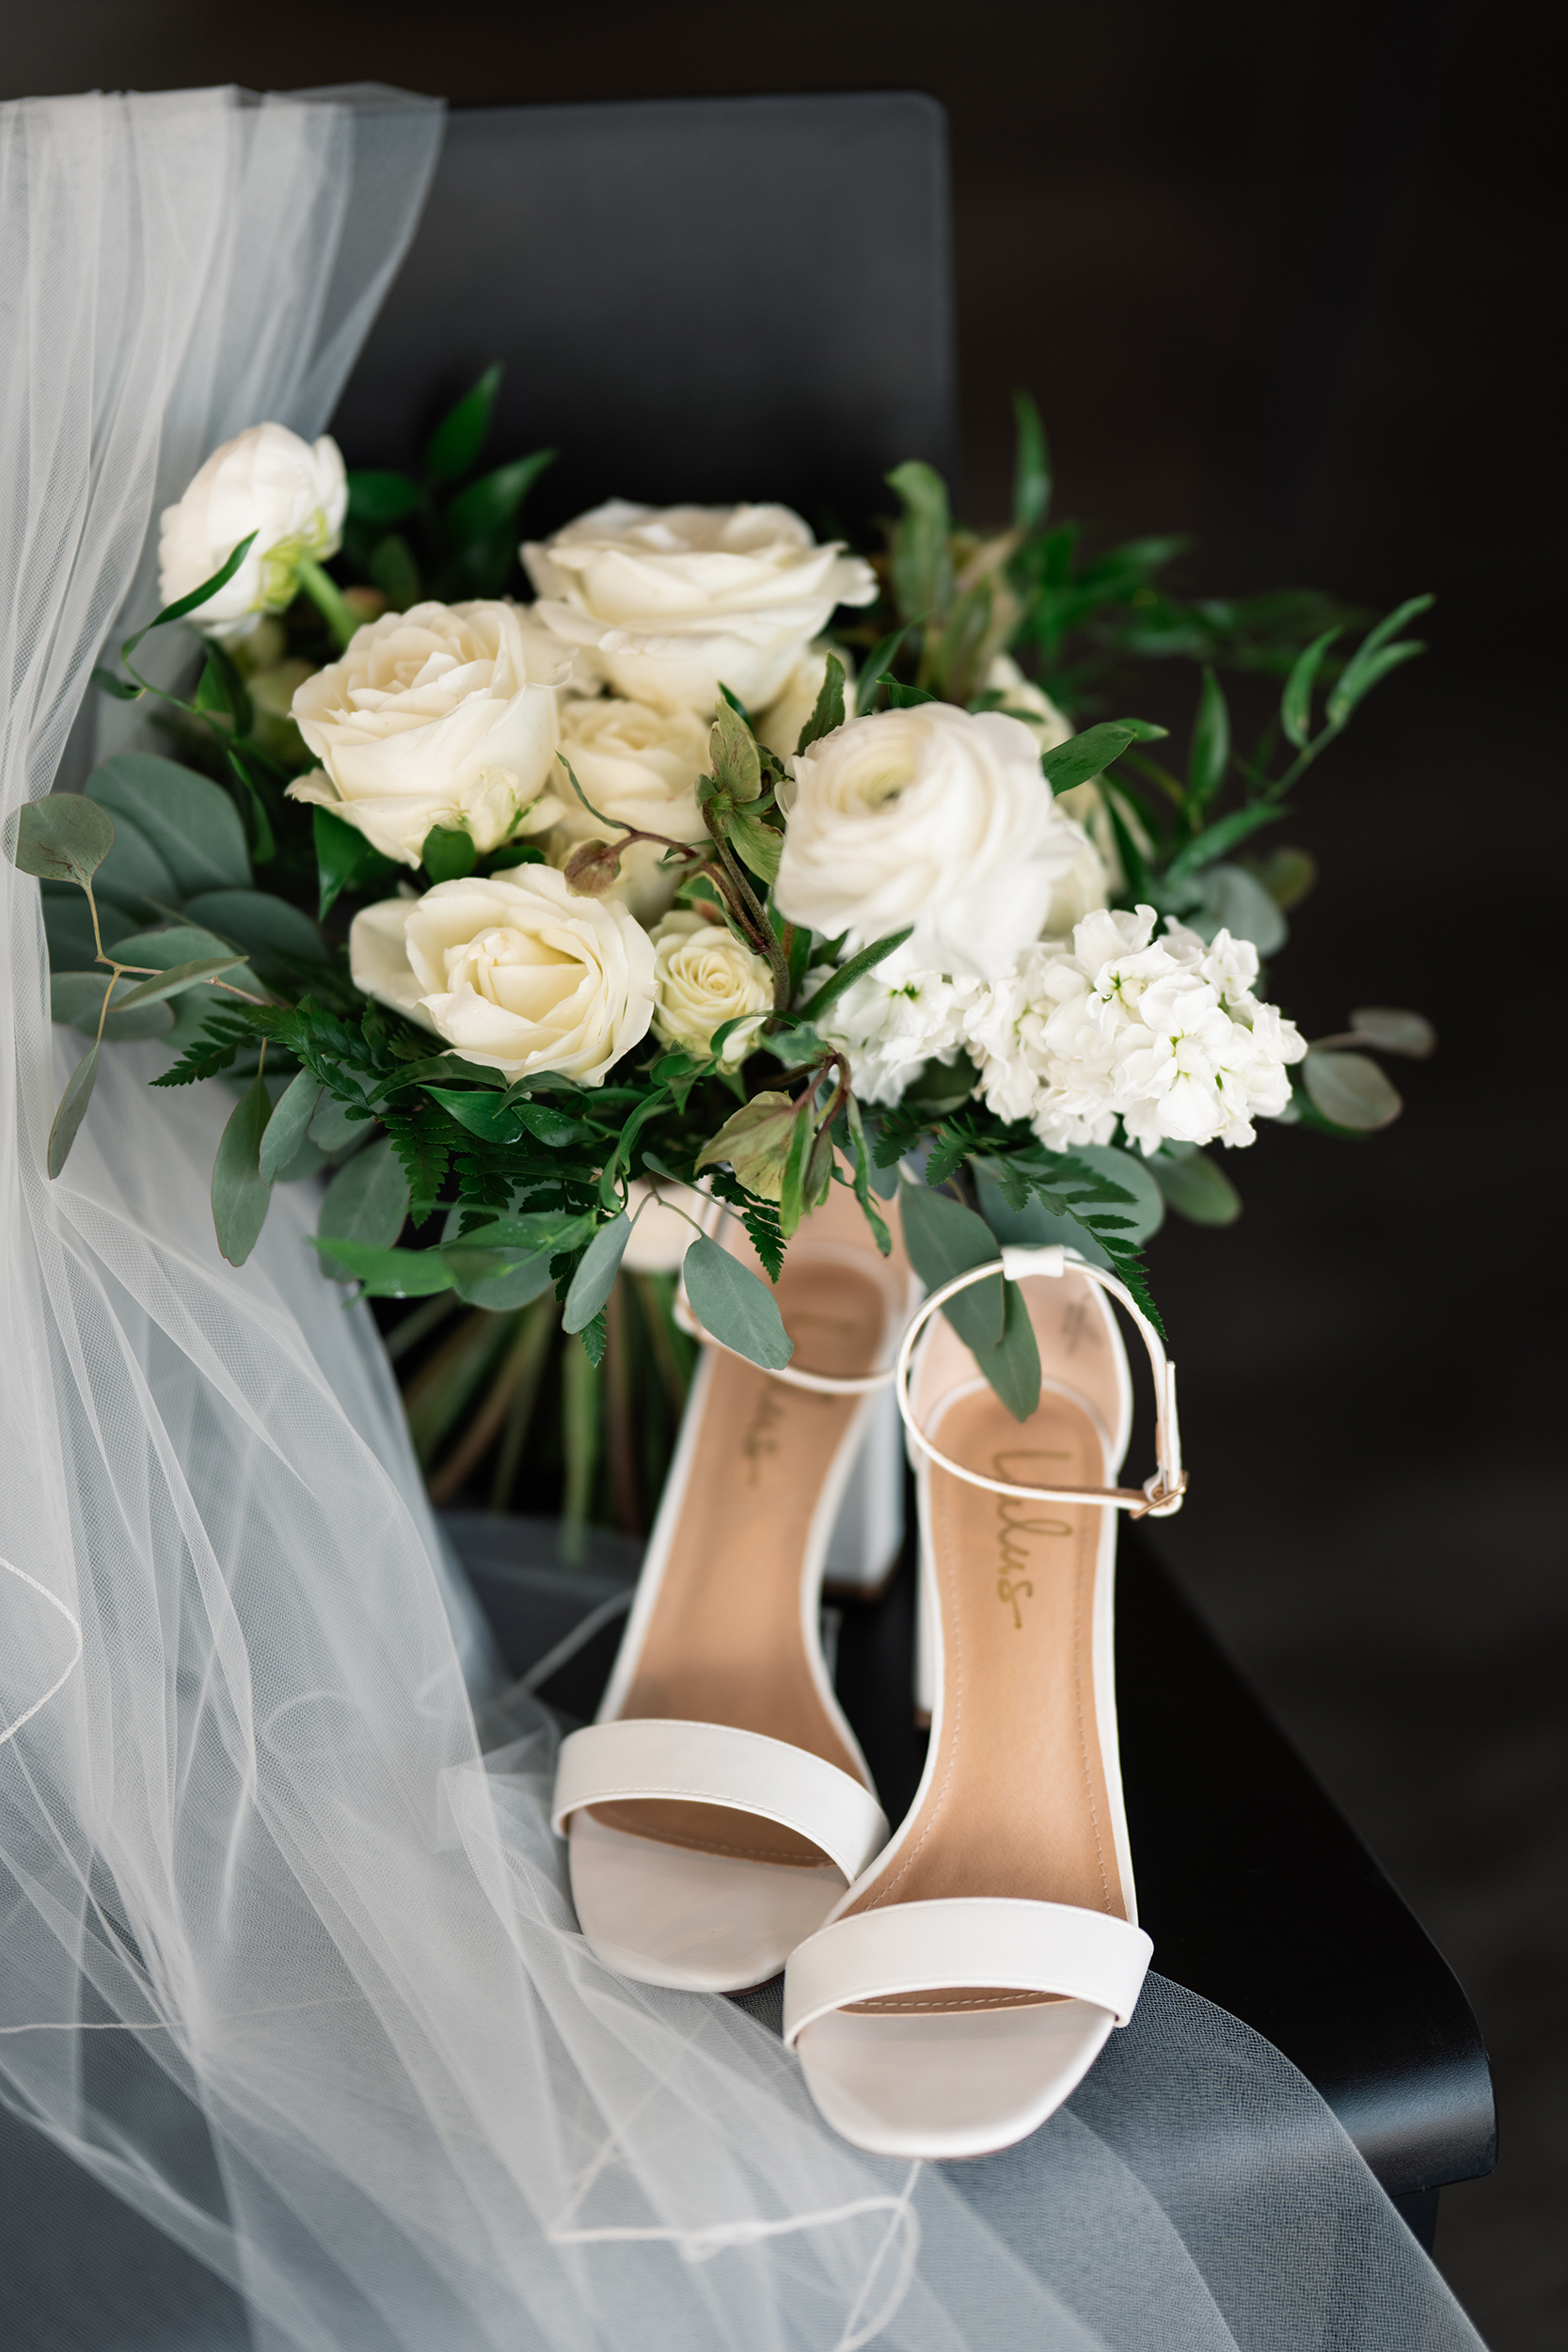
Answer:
[855,626,911,715]
[778,1096,815,1239]
[695,1090,800,1200]
[1302,1048,1403,1130]
[309,1091,371,1153]
[40,883,134,971]
[727,809,782,885]
[259,1069,322,1183]
[444,450,556,547]
[456,1210,597,1257]
[977,1279,1042,1422]
[1041,723,1134,794]
[844,1093,892,1255]
[347,470,422,527]
[1186,668,1229,809]
[194,639,254,739]
[182,890,330,973]
[425,1087,521,1142]
[110,954,245,1011]
[880,677,938,709]
[1149,1146,1242,1226]
[897,1180,1004,1356]
[86,755,250,894]
[1161,803,1284,889]
[1244,847,1317,910]
[8,795,115,886]
[212,1076,273,1266]
[318,1135,410,1273]
[91,804,177,916]
[885,460,953,625]
[443,1245,559,1310]
[1189,863,1288,957]
[795,653,847,755]
[50,971,174,1041]
[1011,390,1052,535]
[105,926,261,1054]
[48,1042,100,1177]
[1280,625,1342,749]
[794,928,914,1025]
[309,1236,454,1297]
[424,363,503,482]
[124,532,257,651]
[709,701,763,803]
[682,1233,794,1370]
[514,1101,594,1147]
[370,532,421,612]
[563,1213,632,1334]
[420,823,477,882]
[1347,1006,1435,1058]
[312,803,398,921]
[1325,637,1426,725]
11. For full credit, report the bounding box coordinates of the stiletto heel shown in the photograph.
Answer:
[551,1183,923,1992]
[823,1378,905,1599]
[783,1241,1183,2157]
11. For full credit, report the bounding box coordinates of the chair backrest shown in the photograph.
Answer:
[331,93,955,539]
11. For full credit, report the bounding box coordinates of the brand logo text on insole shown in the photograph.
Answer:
[991,1451,1071,1629]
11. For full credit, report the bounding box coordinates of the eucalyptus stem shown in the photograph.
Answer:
[294,557,360,655]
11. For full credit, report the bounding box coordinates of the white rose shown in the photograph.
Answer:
[650,909,774,1066]
[348,864,655,1085]
[756,642,857,768]
[523,501,876,716]
[288,601,568,867]
[984,654,1109,931]
[549,693,710,922]
[157,424,347,643]
[773,702,1097,982]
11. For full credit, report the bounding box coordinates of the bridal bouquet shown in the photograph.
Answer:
[13,375,1433,1484]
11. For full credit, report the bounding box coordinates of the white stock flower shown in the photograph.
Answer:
[524,501,876,716]
[814,957,975,1107]
[288,602,567,866]
[549,693,710,922]
[650,909,774,1066]
[157,424,347,642]
[349,865,654,1084]
[964,904,1306,1152]
[774,702,1096,981]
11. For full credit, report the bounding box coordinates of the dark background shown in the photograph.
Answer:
[7,6,1562,2345]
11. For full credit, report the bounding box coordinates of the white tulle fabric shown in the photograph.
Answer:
[0,86,1486,2352]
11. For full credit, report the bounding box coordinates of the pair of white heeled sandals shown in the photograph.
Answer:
[550,1183,1185,2159]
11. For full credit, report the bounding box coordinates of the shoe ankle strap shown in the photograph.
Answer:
[895,1244,1186,1518]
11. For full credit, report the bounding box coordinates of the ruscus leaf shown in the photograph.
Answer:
[424,363,503,482]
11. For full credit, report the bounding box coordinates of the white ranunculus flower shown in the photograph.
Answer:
[650,910,774,1066]
[549,693,710,922]
[774,702,1097,982]
[157,423,347,643]
[288,602,568,867]
[963,904,1306,1153]
[524,501,876,716]
[349,865,655,1085]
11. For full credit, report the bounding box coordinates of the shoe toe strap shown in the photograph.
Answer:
[783,1898,1152,2044]
[553,1719,890,1885]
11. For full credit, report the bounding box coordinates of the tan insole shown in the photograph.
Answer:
[594,1257,887,1867]
[843,1382,1127,2013]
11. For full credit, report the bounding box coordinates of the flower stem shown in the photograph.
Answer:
[294,557,360,655]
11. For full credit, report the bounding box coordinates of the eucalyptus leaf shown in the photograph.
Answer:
[86,755,250,893]
[212,1077,273,1266]
[309,1091,371,1153]
[259,1069,322,1183]
[682,1233,794,1370]
[182,890,330,971]
[48,1042,100,1177]
[91,803,178,916]
[309,1237,454,1297]
[1244,847,1317,910]
[108,924,261,1052]
[318,1136,411,1275]
[8,794,115,886]
[1148,1145,1242,1227]
[1348,1006,1435,1058]
[978,1279,1042,1422]
[897,1180,1004,1356]
[444,1246,558,1311]
[50,971,175,1041]
[1187,863,1288,957]
[111,955,245,1011]
[563,1214,632,1333]
[1303,1048,1403,1130]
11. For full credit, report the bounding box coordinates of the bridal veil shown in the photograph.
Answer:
[0,84,1484,2352]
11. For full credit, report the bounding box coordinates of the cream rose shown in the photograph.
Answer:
[650,909,774,1066]
[523,501,876,716]
[157,423,347,643]
[349,865,655,1084]
[774,702,1101,982]
[549,694,710,922]
[987,652,1121,909]
[288,601,568,866]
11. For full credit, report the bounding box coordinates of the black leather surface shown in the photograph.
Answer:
[331,95,956,539]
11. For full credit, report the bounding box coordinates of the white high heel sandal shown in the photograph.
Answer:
[782,1242,1184,2158]
[550,1183,922,1992]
